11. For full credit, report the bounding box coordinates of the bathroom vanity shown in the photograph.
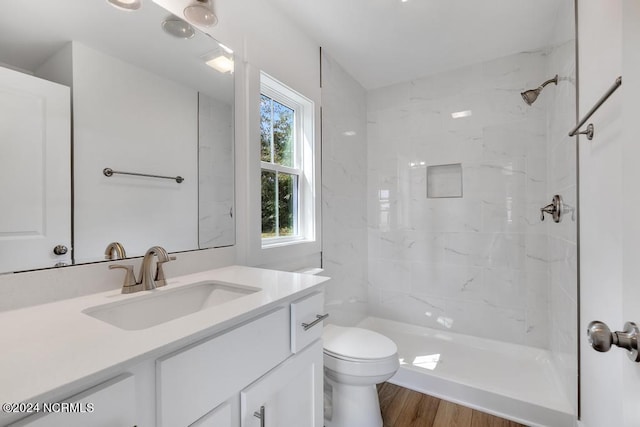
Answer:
[0,266,328,426]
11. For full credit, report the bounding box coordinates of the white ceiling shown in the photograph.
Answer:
[267,0,566,90]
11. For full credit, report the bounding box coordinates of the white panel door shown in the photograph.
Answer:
[578,0,624,425]
[580,1,640,427]
[0,66,70,272]
[620,1,640,425]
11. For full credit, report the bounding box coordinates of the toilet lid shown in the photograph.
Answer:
[323,325,397,360]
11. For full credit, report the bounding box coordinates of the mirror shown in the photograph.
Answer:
[0,0,235,274]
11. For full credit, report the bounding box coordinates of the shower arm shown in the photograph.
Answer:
[539,75,558,89]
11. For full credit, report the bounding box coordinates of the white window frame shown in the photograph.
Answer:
[260,72,315,249]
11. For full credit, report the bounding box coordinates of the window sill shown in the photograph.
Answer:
[261,236,314,249]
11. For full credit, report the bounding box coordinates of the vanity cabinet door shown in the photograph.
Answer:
[9,374,136,427]
[240,340,323,427]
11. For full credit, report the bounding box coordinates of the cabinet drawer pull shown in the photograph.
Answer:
[301,313,329,331]
[253,405,265,427]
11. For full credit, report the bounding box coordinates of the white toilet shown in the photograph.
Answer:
[323,324,400,427]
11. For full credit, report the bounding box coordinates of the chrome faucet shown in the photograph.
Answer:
[109,245,174,293]
[104,241,126,260]
[139,246,170,291]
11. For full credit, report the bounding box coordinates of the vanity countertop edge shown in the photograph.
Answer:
[0,265,329,410]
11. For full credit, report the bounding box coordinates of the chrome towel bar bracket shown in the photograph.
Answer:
[569,76,622,138]
[103,167,184,183]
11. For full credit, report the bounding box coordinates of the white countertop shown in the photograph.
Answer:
[0,265,329,412]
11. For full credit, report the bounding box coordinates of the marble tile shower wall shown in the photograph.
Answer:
[367,51,552,347]
[321,51,369,326]
[547,39,578,412]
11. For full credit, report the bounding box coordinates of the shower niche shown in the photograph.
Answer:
[426,163,463,198]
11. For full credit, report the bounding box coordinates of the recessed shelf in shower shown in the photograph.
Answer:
[426,163,463,198]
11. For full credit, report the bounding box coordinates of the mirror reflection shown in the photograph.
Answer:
[0,0,235,274]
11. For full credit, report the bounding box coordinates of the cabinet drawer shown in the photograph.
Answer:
[157,308,290,427]
[290,292,326,353]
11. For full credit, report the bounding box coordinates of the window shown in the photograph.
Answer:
[260,73,315,246]
[260,94,298,238]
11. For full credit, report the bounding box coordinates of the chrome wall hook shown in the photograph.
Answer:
[540,195,564,223]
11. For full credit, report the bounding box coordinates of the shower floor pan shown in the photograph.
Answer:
[358,317,574,427]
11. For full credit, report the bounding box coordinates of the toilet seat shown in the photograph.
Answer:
[323,348,396,364]
[323,324,397,360]
[323,349,399,379]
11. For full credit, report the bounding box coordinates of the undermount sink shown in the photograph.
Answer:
[83,281,260,331]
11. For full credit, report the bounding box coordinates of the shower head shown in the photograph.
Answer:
[521,74,558,105]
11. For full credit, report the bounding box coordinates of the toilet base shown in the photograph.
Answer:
[324,376,383,427]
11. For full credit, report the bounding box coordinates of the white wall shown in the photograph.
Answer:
[198,93,234,249]
[71,42,199,261]
[320,50,368,326]
[39,41,201,261]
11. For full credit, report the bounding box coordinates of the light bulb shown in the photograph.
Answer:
[106,0,141,11]
[162,17,195,39]
[184,1,218,27]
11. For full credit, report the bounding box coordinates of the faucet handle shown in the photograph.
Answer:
[155,256,176,287]
[109,264,141,293]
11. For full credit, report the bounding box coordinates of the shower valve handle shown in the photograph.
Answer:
[540,195,563,223]
[540,203,555,221]
[587,320,640,362]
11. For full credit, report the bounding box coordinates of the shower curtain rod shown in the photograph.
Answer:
[569,76,622,138]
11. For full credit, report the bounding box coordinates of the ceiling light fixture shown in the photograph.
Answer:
[161,16,195,39]
[206,55,234,73]
[203,46,234,74]
[184,0,218,27]
[106,0,142,11]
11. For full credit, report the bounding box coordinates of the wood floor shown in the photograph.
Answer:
[377,382,526,427]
